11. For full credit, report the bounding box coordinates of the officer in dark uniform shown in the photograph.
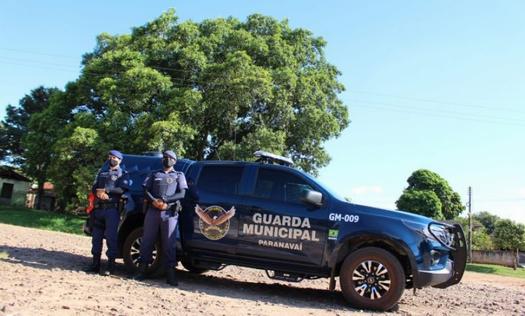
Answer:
[133,150,187,286]
[84,150,129,276]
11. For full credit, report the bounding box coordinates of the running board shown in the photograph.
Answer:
[265,270,304,282]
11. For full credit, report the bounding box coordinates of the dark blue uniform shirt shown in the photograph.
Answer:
[92,166,130,203]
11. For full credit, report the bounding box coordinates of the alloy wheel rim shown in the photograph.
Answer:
[352,260,391,300]
[131,237,157,266]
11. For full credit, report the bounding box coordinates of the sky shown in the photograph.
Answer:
[1,1,524,223]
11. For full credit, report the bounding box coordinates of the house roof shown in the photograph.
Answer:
[0,166,31,182]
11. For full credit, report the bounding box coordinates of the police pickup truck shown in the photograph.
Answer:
[96,151,466,311]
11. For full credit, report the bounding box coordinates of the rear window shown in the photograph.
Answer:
[198,165,243,195]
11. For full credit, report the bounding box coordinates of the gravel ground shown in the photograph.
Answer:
[0,223,524,316]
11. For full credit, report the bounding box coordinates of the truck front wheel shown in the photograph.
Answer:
[122,227,164,277]
[340,247,405,311]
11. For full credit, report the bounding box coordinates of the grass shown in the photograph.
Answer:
[0,204,86,235]
[466,263,525,279]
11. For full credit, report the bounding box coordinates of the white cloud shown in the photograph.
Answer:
[351,185,384,195]
[517,187,525,198]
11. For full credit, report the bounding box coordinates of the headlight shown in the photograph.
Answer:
[428,223,454,248]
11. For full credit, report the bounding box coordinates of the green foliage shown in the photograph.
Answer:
[396,169,465,220]
[0,204,85,235]
[493,219,525,250]
[474,211,500,235]
[454,216,493,250]
[0,86,59,164]
[472,229,494,250]
[21,89,75,209]
[16,10,348,211]
[396,190,443,219]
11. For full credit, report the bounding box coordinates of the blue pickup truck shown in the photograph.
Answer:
[94,151,466,311]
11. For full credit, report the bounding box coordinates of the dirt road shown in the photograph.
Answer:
[0,223,524,315]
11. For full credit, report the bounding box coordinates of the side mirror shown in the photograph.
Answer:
[305,190,323,206]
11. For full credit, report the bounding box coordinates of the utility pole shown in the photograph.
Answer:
[468,186,473,263]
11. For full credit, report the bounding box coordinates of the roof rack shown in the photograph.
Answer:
[254,150,294,167]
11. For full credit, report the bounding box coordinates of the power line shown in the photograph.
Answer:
[0,47,80,59]
[349,89,525,114]
[349,98,525,124]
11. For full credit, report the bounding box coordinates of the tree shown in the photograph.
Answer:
[472,229,494,250]
[396,169,465,220]
[21,88,75,209]
[454,216,494,250]
[473,211,500,235]
[493,219,525,250]
[493,219,525,269]
[0,86,58,164]
[396,190,443,219]
[78,10,348,170]
[40,10,349,210]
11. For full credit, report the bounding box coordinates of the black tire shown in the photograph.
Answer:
[340,247,405,311]
[181,258,209,274]
[122,227,164,277]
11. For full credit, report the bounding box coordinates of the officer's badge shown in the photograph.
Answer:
[195,204,235,240]
[111,175,118,181]
[166,177,174,184]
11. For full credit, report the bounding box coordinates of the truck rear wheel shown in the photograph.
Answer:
[340,247,405,311]
[122,227,164,277]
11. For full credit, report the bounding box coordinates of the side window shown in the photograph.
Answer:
[254,168,313,204]
[198,165,243,195]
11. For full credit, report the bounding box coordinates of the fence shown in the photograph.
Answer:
[471,250,523,267]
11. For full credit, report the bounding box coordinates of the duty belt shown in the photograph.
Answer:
[95,202,118,209]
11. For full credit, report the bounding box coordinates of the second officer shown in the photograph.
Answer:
[133,150,187,286]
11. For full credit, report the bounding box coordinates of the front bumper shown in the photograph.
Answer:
[417,223,467,288]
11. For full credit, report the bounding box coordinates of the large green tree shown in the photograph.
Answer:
[21,88,77,209]
[23,10,349,210]
[0,86,58,164]
[396,169,464,220]
[493,219,525,251]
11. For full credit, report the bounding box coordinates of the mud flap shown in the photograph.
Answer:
[433,223,467,288]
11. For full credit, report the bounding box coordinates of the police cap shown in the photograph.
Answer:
[163,150,177,160]
[108,149,123,160]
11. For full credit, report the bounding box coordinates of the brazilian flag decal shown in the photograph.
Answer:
[328,229,339,240]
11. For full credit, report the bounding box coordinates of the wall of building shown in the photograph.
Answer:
[0,178,31,206]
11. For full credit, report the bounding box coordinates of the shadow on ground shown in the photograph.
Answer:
[0,245,362,313]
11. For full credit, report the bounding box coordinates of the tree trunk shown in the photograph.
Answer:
[514,248,519,270]
[36,180,44,210]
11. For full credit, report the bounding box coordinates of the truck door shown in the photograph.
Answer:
[236,166,329,266]
[180,163,248,255]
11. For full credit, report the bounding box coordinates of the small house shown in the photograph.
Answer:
[0,166,31,206]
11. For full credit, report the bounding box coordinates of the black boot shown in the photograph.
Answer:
[83,255,101,274]
[132,263,148,281]
[101,258,116,276]
[166,267,178,286]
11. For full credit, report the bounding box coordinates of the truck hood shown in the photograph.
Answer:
[343,202,434,225]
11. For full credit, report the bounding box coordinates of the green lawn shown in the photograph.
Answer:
[0,204,86,235]
[467,263,525,279]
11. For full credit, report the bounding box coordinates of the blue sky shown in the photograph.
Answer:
[1,1,524,223]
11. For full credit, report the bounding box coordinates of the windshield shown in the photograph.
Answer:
[303,172,347,202]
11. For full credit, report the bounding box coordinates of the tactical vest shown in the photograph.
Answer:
[150,171,180,200]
